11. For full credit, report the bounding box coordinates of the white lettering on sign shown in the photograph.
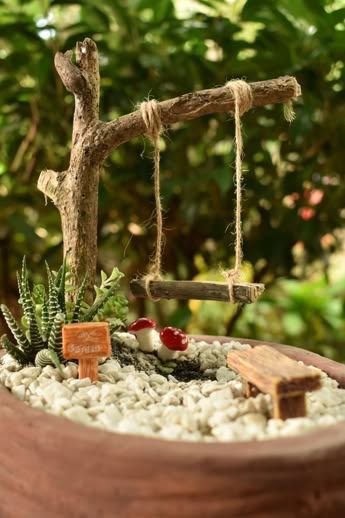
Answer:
[69,344,103,355]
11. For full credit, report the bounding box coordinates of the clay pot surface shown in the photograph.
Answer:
[1,337,345,518]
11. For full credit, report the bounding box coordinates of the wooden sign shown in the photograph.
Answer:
[63,322,111,382]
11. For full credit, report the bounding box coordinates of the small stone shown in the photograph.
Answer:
[8,371,24,387]
[0,371,10,385]
[101,383,120,399]
[41,380,73,404]
[159,424,184,440]
[64,405,92,425]
[99,359,121,374]
[69,378,92,388]
[51,397,72,414]
[149,373,167,385]
[241,412,267,428]
[87,405,106,417]
[20,367,41,379]
[98,374,114,383]
[29,395,45,409]
[78,385,100,402]
[216,366,237,382]
[12,384,26,401]
[97,406,122,429]
[62,364,78,379]
[209,387,234,406]
[41,365,62,381]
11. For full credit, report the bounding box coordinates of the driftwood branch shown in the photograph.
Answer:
[38,36,302,294]
[54,50,86,96]
[37,169,65,206]
[130,279,265,304]
[94,75,301,161]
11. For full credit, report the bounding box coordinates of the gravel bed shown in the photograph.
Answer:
[1,336,345,442]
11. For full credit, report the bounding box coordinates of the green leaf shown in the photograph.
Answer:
[48,312,64,361]
[1,334,29,367]
[0,304,32,360]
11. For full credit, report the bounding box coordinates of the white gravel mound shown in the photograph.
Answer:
[1,338,345,442]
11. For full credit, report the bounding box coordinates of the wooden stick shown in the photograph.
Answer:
[79,358,99,382]
[130,279,265,303]
[95,76,301,160]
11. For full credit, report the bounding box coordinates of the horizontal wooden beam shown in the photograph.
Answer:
[130,280,265,304]
[95,75,301,159]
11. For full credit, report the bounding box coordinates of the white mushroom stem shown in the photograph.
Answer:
[157,344,178,362]
[134,328,157,353]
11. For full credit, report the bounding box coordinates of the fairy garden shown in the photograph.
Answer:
[1,37,345,444]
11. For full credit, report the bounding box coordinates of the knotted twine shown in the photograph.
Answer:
[221,80,255,303]
[140,99,164,300]
[140,82,259,303]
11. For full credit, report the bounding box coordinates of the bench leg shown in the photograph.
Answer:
[273,393,306,420]
[243,380,260,398]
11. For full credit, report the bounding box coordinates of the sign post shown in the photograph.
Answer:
[62,322,111,382]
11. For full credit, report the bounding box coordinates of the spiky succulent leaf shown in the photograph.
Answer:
[0,304,33,359]
[48,312,64,361]
[46,261,61,336]
[81,278,121,322]
[1,335,29,367]
[19,260,44,352]
[71,274,87,323]
[41,293,49,341]
[55,257,67,313]
[31,284,46,305]
[35,348,63,373]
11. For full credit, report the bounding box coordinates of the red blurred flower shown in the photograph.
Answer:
[299,207,316,220]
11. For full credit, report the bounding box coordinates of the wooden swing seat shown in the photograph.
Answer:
[130,279,265,303]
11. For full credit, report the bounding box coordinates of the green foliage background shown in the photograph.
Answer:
[0,0,344,359]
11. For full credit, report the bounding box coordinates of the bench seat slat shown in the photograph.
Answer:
[228,345,321,397]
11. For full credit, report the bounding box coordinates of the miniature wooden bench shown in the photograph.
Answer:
[228,345,321,420]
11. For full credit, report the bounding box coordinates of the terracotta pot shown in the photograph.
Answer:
[1,337,345,518]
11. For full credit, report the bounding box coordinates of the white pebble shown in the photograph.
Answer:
[2,337,345,444]
[41,380,73,404]
[12,384,26,401]
[64,405,92,425]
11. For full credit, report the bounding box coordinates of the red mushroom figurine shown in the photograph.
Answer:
[127,318,157,352]
[158,326,189,361]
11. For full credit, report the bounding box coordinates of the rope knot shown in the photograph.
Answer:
[140,99,162,140]
[222,268,241,303]
[226,79,253,115]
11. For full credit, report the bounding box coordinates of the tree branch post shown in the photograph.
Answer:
[38,38,301,295]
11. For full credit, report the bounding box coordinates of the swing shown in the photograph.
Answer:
[130,80,267,304]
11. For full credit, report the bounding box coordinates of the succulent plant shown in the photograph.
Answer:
[1,258,128,368]
[35,348,63,374]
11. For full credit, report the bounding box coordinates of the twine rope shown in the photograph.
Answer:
[222,80,254,302]
[140,99,164,300]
